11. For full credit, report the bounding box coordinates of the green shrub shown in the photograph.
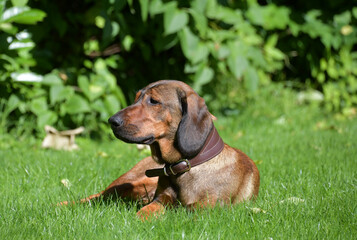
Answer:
[279,8,357,113]
[0,0,126,136]
[1,0,356,135]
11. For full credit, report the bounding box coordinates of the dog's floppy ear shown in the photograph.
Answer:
[176,89,212,158]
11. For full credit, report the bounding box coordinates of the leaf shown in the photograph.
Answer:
[139,0,149,22]
[265,46,285,60]
[227,55,249,79]
[0,22,18,34]
[191,0,208,14]
[78,75,91,100]
[180,27,198,59]
[42,73,63,86]
[150,0,176,16]
[64,95,91,114]
[164,8,188,35]
[0,1,5,14]
[244,67,259,92]
[179,27,209,63]
[279,197,305,205]
[192,43,209,64]
[104,94,120,115]
[250,207,267,214]
[97,151,109,158]
[11,0,28,7]
[37,110,57,128]
[193,65,214,92]
[50,85,74,105]
[6,94,20,114]
[123,35,134,51]
[89,84,105,100]
[111,21,120,38]
[353,7,357,19]
[333,11,351,25]
[189,9,208,37]
[92,99,109,121]
[60,179,71,189]
[266,34,279,48]
[207,5,243,25]
[1,6,29,21]
[247,47,266,68]
[30,97,48,116]
[246,4,290,30]
[274,116,286,125]
[2,7,46,24]
[95,16,105,29]
[93,58,107,73]
[85,75,107,100]
[217,45,230,59]
[112,87,127,107]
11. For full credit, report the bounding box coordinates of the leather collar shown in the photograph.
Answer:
[145,125,224,177]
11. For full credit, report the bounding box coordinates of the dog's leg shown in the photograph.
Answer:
[185,198,220,211]
[58,156,161,205]
[136,177,177,220]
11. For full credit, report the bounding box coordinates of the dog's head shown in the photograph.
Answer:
[108,80,214,161]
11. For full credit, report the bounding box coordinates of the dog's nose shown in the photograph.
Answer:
[108,115,124,127]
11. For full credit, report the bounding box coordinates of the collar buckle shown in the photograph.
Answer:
[167,159,191,176]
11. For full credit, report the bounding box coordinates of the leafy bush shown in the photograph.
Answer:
[0,0,126,136]
[292,9,357,112]
[1,0,356,136]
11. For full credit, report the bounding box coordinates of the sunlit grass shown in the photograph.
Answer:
[0,87,356,239]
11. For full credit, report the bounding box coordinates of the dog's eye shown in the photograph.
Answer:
[149,97,160,105]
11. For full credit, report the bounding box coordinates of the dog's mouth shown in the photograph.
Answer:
[141,136,155,145]
[110,123,155,145]
[113,132,155,145]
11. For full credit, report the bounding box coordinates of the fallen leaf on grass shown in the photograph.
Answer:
[97,151,109,158]
[250,207,267,214]
[274,116,286,125]
[314,121,342,133]
[234,131,244,140]
[254,160,263,165]
[279,197,305,205]
[61,179,72,189]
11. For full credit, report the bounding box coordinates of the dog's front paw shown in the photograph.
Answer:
[57,201,69,206]
[136,202,165,221]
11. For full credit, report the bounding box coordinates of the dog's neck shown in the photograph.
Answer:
[150,139,182,164]
[147,125,225,176]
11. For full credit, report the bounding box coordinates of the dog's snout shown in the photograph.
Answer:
[108,115,124,128]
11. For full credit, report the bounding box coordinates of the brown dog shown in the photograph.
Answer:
[60,80,260,218]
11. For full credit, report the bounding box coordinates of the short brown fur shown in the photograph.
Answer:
[59,80,260,219]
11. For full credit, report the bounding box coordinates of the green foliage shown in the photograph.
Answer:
[1,0,356,135]
[279,7,357,113]
[0,0,127,136]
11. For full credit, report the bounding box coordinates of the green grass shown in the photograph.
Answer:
[1,87,356,239]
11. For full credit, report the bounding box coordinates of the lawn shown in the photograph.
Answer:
[0,87,356,239]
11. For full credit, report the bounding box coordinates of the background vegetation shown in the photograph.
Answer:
[1,0,356,136]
